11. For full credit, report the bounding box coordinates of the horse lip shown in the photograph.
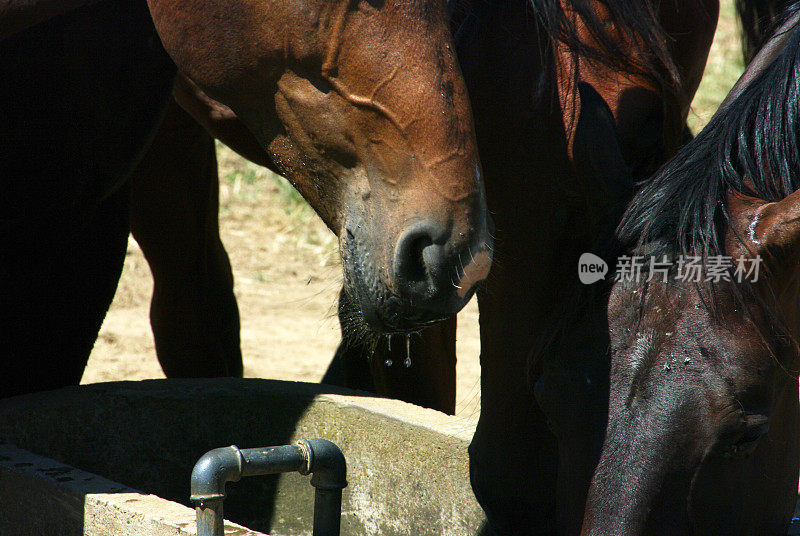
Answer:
[360,306,384,331]
[457,248,492,298]
[360,294,453,333]
[343,227,479,332]
[372,306,450,334]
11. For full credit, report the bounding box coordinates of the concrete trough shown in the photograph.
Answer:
[0,379,490,536]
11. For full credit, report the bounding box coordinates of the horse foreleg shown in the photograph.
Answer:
[130,98,243,378]
[323,288,457,414]
[0,182,131,398]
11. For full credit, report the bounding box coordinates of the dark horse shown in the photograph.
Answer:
[582,7,800,535]
[0,0,492,398]
[446,2,717,534]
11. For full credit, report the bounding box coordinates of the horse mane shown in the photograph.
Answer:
[448,0,684,375]
[617,16,800,261]
[737,0,799,63]
[450,0,680,98]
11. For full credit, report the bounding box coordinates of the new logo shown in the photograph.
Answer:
[578,253,608,284]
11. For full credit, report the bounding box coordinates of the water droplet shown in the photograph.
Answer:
[384,359,393,367]
[405,333,412,367]
[404,356,412,368]
[386,334,392,352]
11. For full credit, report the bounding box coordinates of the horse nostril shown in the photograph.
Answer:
[393,219,491,309]
[393,221,446,293]
[402,236,430,283]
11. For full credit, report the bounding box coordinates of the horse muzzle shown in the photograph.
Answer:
[342,216,493,333]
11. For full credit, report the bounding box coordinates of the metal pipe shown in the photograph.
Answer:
[313,489,344,536]
[190,439,347,536]
[303,438,347,536]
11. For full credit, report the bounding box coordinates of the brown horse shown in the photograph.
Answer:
[0,0,491,398]
[325,0,716,532]
[124,0,715,419]
[582,8,800,535]
[329,0,718,430]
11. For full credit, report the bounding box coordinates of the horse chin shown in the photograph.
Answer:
[342,275,450,336]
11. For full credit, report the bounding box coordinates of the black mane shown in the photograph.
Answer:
[617,18,800,260]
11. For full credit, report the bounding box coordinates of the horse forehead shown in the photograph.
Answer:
[641,287,769,375]
[627,330,655,371]
[610,283,698,365]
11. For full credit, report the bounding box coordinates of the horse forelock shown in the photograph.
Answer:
[614,15,800,362]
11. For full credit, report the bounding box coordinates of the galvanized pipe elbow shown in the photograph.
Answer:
[190,445,244,502]
[301,438,347,491]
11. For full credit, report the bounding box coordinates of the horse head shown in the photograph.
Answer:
[583,12,800,534]
[146,0,492,334]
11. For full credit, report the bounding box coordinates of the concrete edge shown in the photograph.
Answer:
[81,379,478,442]
[313,392,477,443]
[0,443,266,536]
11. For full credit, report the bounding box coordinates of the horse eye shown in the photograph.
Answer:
[723,414,769,458]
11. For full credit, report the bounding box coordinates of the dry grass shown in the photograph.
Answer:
[687,0,745,133]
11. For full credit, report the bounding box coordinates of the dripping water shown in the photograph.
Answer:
[385,333,393,367]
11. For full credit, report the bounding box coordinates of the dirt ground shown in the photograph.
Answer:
[81,146,484,419]
[82,4,741,421]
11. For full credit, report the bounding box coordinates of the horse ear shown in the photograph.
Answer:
[572,82,633,202]
[746,188,800,264]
